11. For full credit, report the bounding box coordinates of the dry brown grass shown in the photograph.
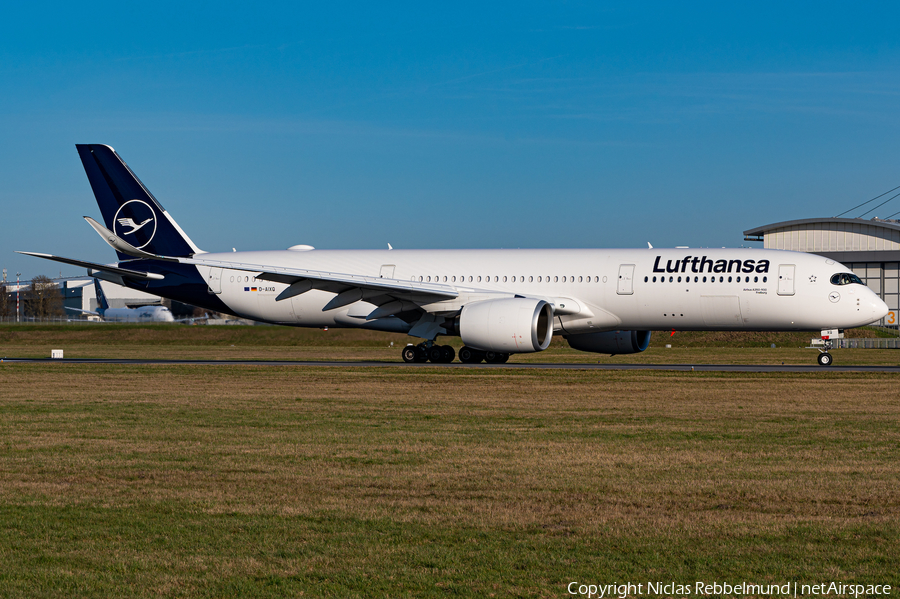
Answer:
[2,365,897,530]
[1,363,898,596]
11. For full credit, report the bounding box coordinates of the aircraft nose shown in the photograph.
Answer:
[873,296,890,321]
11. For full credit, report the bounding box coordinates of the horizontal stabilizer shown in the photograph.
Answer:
[84,216,178,262]
[16,252,165,281]
[65,306,101,316]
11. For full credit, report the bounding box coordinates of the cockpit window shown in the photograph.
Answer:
[830,273,863,286]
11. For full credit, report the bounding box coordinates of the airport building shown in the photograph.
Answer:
[64,279,168,312]
[744,217,900,326]
[0,278,178,320]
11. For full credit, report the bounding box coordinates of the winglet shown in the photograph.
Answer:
[84,216,179,262]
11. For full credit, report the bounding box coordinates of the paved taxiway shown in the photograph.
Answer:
[3,357,899,372]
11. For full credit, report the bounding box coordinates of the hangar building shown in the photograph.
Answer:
[744,217,900,326]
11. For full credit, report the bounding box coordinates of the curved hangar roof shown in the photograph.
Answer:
[743,217,900,262]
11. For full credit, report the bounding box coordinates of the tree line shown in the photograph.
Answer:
[0,275,65,319]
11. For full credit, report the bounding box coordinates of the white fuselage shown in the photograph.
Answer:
[195,247,887,335]
[102,305,175,323]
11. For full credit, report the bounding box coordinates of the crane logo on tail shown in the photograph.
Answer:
[112,199,157,249]
[117,217,152,235]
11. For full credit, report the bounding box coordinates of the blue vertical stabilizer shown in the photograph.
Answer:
[76,144,202,260]
[93,278,110,313]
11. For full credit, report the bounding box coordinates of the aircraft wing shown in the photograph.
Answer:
[176,255,459,310]
[174,314,210,324]
[80,216,459,308]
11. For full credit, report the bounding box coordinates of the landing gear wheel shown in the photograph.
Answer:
[484,352,510,364]
[817,352,833,366]
[458,346,484,364]
[428,346,444,363]
[414,345,429,363]
[440,345,456,363]
[401,345,418,363]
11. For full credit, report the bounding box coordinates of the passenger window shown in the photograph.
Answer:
[644,276,648,282]
[763,276,767,282]
[754,276,758,282]
[554,276,558,282]
[694,276,698,282]
[703,276,707,282]
[579,276,583,282]
[529,276,533,282]
[677,276,682,283]
[669,276,673,282]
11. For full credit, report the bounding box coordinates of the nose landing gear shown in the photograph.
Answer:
[813,328,842,366]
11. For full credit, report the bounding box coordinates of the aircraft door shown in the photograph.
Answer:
[380,264,395,279]
[777,264,795,296]
[207,267,223,294]
[700,295,743,326]
[617,264,635,295]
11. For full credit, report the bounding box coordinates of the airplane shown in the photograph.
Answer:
[19,144,889,366]
[65,278,176,322]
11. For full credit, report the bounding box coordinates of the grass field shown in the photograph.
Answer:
[1,326,898,597]
[1,324,899,366]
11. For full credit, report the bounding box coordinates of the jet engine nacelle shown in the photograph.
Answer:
[565,330,651,355]
[459,298,553,353]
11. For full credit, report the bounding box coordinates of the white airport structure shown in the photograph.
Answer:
[1,277,169,321]
[66,278,168,313]
[744,217,900,327]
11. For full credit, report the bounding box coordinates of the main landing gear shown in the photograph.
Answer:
[458,346,509,364]
[401,343,510,364]
[401,343,456,363]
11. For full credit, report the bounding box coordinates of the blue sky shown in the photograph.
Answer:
[3,2,900,279]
